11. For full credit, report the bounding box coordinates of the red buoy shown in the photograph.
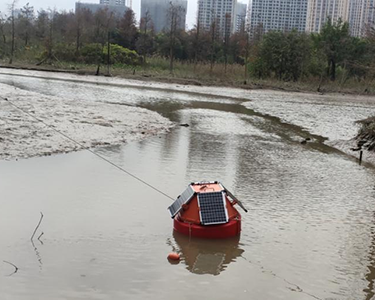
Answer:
[167,252,180,261]
[167,181,247,239]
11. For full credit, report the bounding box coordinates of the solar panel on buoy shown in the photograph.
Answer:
[198,192,228,225]
[168,185,195,218]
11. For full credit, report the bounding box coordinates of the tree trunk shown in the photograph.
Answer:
[169,44,174,74]
[210,22,215,74]
[330,59,336,81]
[143,22,147,66]
[9,16,15,64]
[107,31,111,76]
[76,27,80,53]
[244,34,249,84]
[169,6,176,74]
[193,22,200,73]
[25,31,29,47]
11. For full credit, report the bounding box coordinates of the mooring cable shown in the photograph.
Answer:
[1,96,175,201]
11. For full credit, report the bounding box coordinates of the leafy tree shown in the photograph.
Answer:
[118,9,138,50]
[35,10,49,41]
[313,18,351,81]
[252,30,311,81]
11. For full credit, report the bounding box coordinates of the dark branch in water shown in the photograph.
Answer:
[3,260,18,276]
[31,240,43,268]
[38,232,44,245]
[31,212,44,241]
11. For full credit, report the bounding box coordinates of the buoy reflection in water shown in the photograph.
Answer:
[171,231,244,275]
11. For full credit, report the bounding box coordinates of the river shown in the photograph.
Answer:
[0,69,375,300]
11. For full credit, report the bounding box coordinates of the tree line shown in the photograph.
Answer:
[1,1,375,85]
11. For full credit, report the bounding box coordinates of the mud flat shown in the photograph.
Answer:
[0,83,173,160]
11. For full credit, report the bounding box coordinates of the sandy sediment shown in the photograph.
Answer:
[0,83,173,160]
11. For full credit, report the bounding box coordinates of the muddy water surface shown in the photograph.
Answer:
[1,71,375,300]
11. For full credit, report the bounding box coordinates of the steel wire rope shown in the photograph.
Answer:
[1,96,175,201]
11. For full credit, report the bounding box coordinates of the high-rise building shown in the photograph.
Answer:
[234,2,247,32]
[75,2,128,16]
[348,0,375,36]
[100,0,126,5]
[141,0,187,33]
[306,0,350,33]
[306,0,375,37]
[247,0,308,36]
[197,0,237,36]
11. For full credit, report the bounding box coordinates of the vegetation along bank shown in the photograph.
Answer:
[0,3,374,94]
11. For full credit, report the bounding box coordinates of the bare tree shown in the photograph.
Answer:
[243,19,250,84]
[167,2,182,74]
[75,7,82,53]
[193,19,200,71]
[71,7,93,54]
[8,0,18,64]
[137,11,152,65]
[36,9,62,66]
[223,13,231,73]
[0,13,6,45]
[19,2,34,47]
[92,8,114,75]
[209,17,217,73]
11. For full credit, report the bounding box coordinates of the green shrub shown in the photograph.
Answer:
[54,43,77,62]
[103,43,141,65]
[80,43,104,64]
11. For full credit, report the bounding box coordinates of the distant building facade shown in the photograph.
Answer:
[306,0,375,37]
[100,0,126,5]
[75,2,128,17]
[348,0,375,36]
[234,2,247,32]
[140,0,187,33]
[306,0,350,33]
[247,0,308,36]
[197,0,237,36]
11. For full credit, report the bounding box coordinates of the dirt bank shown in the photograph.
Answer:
[0,82,173,160]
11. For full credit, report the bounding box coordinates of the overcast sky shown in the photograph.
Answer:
[0,0,247,29]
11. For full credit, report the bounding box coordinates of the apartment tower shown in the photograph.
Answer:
[100,0,126,5]
[234,2,247,32]
[306,0,350,33]
[197,0,237,36]
[141,0,187,33]
[247,0,308,36]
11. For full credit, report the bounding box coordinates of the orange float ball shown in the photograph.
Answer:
[167,252,180,261]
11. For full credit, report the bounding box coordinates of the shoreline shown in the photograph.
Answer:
[1,63,374,97]
[1,67,374,166]
[328,139,375,167]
